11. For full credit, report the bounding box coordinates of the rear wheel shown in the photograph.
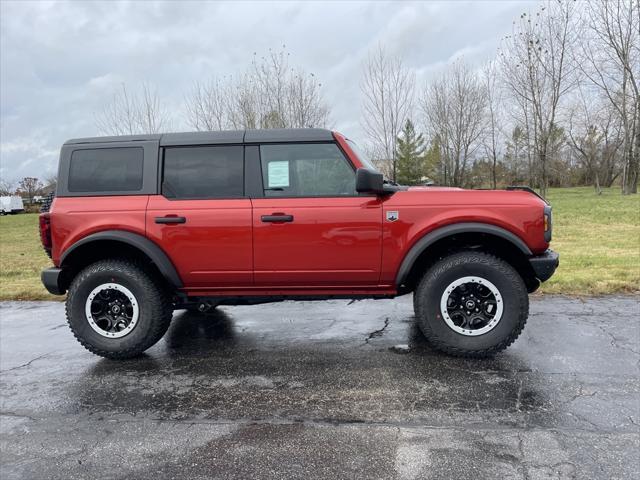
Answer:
[413,251,528,358]
[66,259,172,359]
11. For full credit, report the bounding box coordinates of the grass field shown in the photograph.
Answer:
[543,187,639,294]
[0,187,638,301]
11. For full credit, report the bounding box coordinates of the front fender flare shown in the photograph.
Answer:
[395,222,533,287]
[60,230,183,288]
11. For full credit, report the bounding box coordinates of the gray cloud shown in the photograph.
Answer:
[0,0,530,181]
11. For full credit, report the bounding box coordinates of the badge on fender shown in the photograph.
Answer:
[386,211,399,222]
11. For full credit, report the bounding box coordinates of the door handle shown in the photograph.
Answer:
[155,216,186,224]
[261,214,294,223]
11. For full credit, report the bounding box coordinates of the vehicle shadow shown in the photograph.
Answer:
[163,308,238,353]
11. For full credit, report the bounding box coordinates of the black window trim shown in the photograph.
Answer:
[160,143,247,201]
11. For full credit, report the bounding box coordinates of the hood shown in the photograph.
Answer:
[407,186,463,192]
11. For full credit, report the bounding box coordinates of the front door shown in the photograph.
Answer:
[251,142,383,287]
[146,145,252,289]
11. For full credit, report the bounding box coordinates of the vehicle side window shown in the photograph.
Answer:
[260,143,355,197]
[68,147,143,192]
[163,146,244,199]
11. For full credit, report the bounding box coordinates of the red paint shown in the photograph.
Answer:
[252,196,382,286]
[46,131,551,297]
[333,131,366,169]
[48,196,149,265]
[378,189,548,284]
[146,196,253,287]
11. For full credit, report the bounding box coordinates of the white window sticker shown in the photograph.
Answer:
[268,161,290,188]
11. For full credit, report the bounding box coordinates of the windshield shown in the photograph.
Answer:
[346,139,379,173]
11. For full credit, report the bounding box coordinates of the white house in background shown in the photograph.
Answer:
[0,196,25,214]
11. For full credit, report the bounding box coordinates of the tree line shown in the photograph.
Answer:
[0,176,57,204]
[93,1,638,195]
[362,0,638,195]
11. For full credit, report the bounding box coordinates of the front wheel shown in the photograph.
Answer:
[66,259,172,359]
[413,251,528,358]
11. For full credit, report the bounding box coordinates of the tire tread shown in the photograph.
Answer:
[66,259,172,359]
[414,251,528,358]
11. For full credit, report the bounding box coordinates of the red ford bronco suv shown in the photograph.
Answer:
[40,128,558,359]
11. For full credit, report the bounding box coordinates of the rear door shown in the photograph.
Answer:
[251,142,383,287]
[146,145,253,288]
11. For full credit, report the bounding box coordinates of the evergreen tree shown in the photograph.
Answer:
[423,135,442,184]
[395,119,427,185]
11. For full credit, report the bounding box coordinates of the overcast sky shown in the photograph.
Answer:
[0,0,536,182]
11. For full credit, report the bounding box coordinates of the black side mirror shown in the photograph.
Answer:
[355,168,385,194]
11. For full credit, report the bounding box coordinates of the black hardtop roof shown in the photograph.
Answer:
[64,128,334,146]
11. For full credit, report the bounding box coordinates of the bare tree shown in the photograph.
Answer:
[421,60,486,187]
[95,83,171,135]
[185,79,231,131]
[18,177,42,204]
[228,73,260,129]
[579,0,639,194]
[185,48,329,131]
[288,69,330,128]
[499,1,578,197]
[361,46,415,181]
[251,49,331,128]
[42,175,58,194]
[0,178,15,196]
[567,85,624,192]
[482,60,503,189]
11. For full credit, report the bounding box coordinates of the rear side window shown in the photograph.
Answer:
[163,146,243,199]
[68,147,143,192]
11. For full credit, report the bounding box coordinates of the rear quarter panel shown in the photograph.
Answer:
[50,196,149,265]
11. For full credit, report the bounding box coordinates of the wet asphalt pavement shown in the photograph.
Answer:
[0,295,638,480]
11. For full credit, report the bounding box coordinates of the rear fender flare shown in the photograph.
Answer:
[60,230,183,288]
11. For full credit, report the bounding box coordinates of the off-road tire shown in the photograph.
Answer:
[413,251,528,358]
[66,259,172,359]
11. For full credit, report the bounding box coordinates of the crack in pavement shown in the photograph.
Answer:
[364,317,390,344]
[0,353,53,373]
[2,410,637,435]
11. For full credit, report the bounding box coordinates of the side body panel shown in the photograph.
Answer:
[50,196,149,266]
[251,197,383,287]
[378,189,549,285]
[146,196,253,289]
